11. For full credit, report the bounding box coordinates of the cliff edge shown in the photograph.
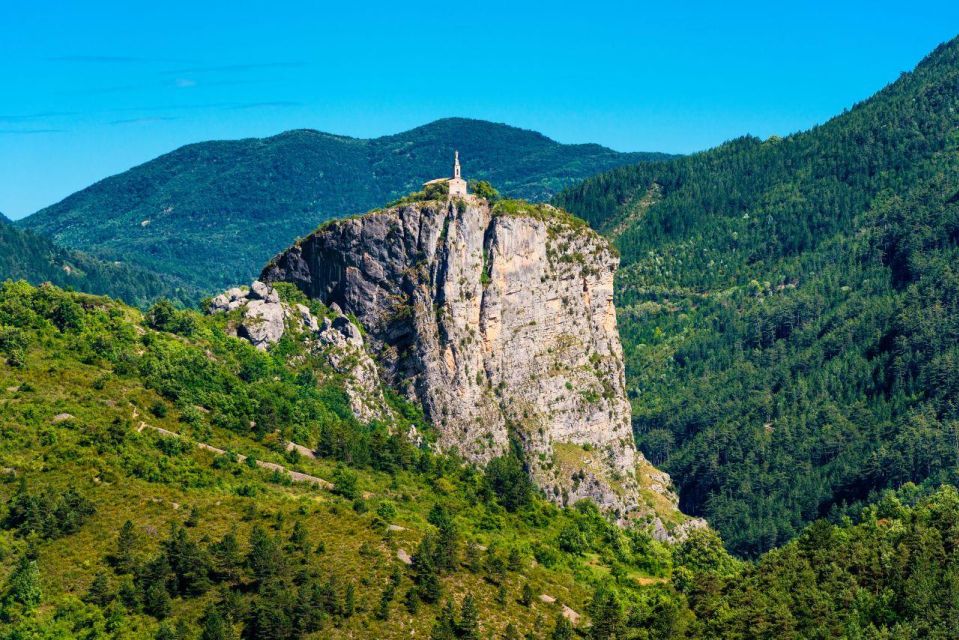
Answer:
[262,196,690,532]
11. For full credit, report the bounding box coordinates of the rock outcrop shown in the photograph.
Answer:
[208,281,392,423]
[261,197,684,527]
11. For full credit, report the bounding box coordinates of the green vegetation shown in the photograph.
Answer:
[556,36,959,557]
[5,277,959,637]
[0,220,198,308]
[0,281,683,638]
[18,118,672,293]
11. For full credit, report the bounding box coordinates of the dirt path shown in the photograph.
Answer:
[136,421,333,490]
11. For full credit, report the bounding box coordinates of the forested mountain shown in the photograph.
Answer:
[5,280,959,639]
[17,118,671,292]
[556,36,959,556]
[0,217,198,307]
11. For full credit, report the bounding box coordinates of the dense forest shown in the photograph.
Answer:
[0,217,198,307]
[557,37,959,556]
[17,118,671,293]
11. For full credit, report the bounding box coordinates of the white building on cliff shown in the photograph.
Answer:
[423,151,467,197]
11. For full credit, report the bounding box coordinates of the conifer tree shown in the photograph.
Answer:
[412,533,442,603]
[200,604,235,640]
[247,525,285,584]
[85,571,113,607]
[588,590,623,640]
[114,520,138,574]
[343,582,355,617]
[520,583,534,607]
[144,580,172,619]
[404,587,420,614]
[211,530,243,582]
[551,614,573,640]
[430,600,457,640]
[4,555,41,611]
[458,594,481,640]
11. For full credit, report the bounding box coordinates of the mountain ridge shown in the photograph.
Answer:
[17,118,673,292]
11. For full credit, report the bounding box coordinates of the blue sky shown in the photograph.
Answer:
[1,1,957,219]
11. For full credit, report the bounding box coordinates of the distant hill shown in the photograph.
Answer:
[556,36,959,556]
[0,219,198,306]
[0,211,9,224]
[18,118,672,292]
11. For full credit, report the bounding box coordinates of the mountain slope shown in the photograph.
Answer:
[18,118,672,292]
[0,216,198,307]
[556,36,959,556]
[5,284,959,638]
[0,280,695,638]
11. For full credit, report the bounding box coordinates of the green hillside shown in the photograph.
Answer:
[0,218,198,307]
[5,281,959,639]
[556,37,959,556]
[17,118,672,293]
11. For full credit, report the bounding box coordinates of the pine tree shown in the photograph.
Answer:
[4,555,41,610]
[503,623,522,640]
[247,525,285,583]
[200,604,235,640]
[551,614,573,640]
[485,546,507,584]
[211,530,243,582]
[117,575,140,610]
[428,503,459,571]
[154,622,179,640]
[85,571,113,607]
[164,523,211,596]
[288,520,308,554]
[458,594,481,640]
[376,585,393,620]
[507,547,523,572]
[465,540,482,573]
[404,587,420,614]
[430,600,457,640]
[343,582,355,617]
[413,533,442,603]
[588,590,622,640]
[114,519,138,574]
[144,580,172,619]
[520,583,534,607]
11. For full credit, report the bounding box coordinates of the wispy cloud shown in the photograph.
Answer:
[175,78,198,88]
[229,101,301,109]
[0,111,78,122]
[0,128,66,134]
[108,116,178,126]
[47,55,147,63]
[159,62,305,75]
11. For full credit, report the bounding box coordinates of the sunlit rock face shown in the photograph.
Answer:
[262,197,685,530]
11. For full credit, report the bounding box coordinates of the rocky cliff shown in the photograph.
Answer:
[261,196,686,529]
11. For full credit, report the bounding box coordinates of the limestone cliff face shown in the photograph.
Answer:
[262,197,672,522]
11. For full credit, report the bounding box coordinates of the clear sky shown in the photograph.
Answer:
[2,1,957,219]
